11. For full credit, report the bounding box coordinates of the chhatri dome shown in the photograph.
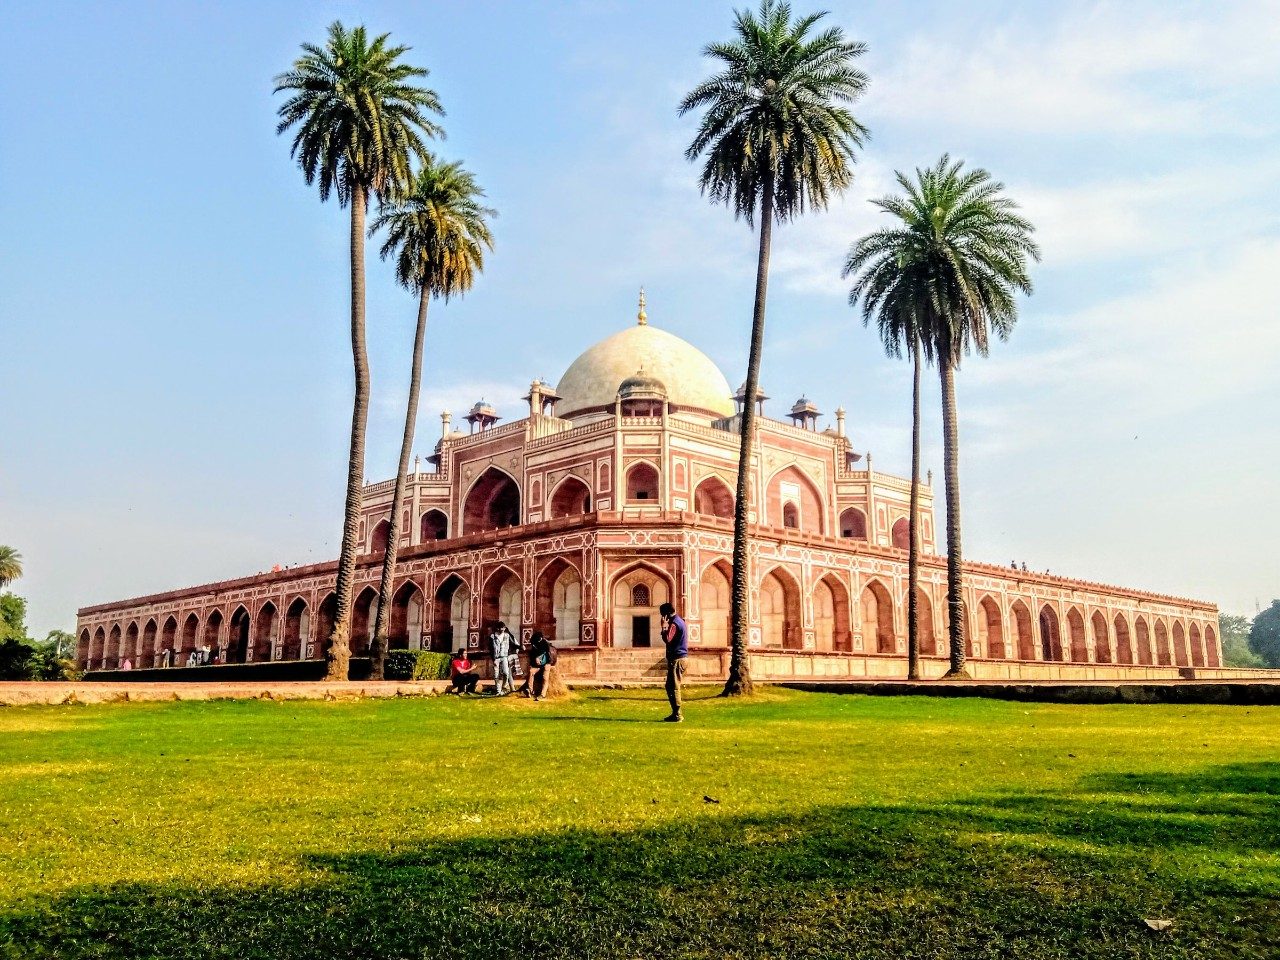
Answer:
[555,290,735,420]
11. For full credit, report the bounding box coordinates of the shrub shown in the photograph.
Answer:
[384,650,451,681]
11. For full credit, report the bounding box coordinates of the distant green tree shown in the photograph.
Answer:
[1249,601,1280,668]
[1219,613,1262,668]
[42,629,76,660]
[0,546,22,588]
[0,593,30,644]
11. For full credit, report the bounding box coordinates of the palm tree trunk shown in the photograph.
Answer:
[939,352,969,678]
[325,182,371,682]
[370,287,430,680]
[723,174,774,698]
[907,343,921,680]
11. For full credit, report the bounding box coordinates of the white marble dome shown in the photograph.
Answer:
[555,320,734,419]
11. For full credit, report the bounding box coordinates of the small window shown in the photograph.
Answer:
[783,502,799,529]
[632,584,651,607]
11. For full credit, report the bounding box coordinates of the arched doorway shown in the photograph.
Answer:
[1011,601,1035,660]
[351,587,379,657]
[1154,620,1171,665]
[91,627,105,669]
[1189,623,1205,667]
[535,559,582,647]
[140,619,158,667]
[698,562,731,647]
[227,607,251,663]
[77,629,91,667]
[314,594,336,659]
[1066,608,1088,662]
[390,581,424,650]
[463,467,521,533]
[978,596,1003,659]
[860,580,895,654]
[625,462,660,503]
[760,569,802,649]
[430,575,470,652]
[839,508,867,540]
[203,610,223,659]
[766,466,824,534]
[124,622,139,667]
[1135,617,1153,665]
[482,568,522,636]
[915,587,938,657]
[1114,614,1133,664]
[106,624,122,669]
[891,517,910,550]
[1205,625,1220,667]
[1091,611,1111,663]
[1038,605,1062,661]
[693,477,733,519]
[611,566,670,648]
[1173,622,1189,666]
[420,509,448,541]
[813,575,851,651]
[159,617,177,666]
[283,598,309,660]
[549,477,592,519]
[370,519,391,554]
[253,602,278,662]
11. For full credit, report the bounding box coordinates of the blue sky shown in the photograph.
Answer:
[2,0,1277,637]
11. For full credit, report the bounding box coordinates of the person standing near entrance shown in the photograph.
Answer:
[659,602,687,722]
[490,622,513,696]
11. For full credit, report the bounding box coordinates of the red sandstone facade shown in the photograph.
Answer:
[75,315,1223,681]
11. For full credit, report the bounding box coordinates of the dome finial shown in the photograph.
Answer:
[637,286,647,326]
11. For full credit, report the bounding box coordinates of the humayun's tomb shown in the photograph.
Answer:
[77,302,1224,682]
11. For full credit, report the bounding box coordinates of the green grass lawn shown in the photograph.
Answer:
[0,688,1277,959]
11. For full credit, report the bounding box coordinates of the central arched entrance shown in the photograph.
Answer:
[390,581,425,649]
[463,467,521,534]
[611,565,670,648]
[430,575,471,652]
[760,569,802,649]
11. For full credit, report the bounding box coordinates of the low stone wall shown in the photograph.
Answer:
[81,658,375,683]
[0,680,450,706]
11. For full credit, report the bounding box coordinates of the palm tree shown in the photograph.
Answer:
[367,156,495,679]
[275,22,443,680]
[849,156,1037,677]
[680,0,868,696]
[0,547,21,589]
[842,250,931,679]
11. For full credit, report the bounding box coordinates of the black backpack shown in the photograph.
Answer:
[545,641,558,666]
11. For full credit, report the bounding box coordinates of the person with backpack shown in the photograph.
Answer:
[527,630,557,701]
[659,602,687,722]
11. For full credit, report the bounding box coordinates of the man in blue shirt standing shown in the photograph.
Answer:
[659,602,687,722]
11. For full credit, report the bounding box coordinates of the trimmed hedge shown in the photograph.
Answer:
[384,650,452,682]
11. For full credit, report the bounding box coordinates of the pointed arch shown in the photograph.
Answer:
[839,507,868,540]
[536,558,583,647]
[430,574,470,652]
[91,626,105,668]
[814,574,852,651]
[891,517,910,550]
[420,509,448,541]
[160,616,178,665]
[1066,607,1088,662]
[1009,601,1034,660]
[314,594,336,659]
[1134,616,1153,665]
[370,518,391,554]
[977,595,1004,659]
[140,618,158,667]
[283,597,309,660]
[482,565,523,635]
[1205,624,1220,667]
[760,567,803,649]
[227,606,251,663]
[1114,613,1133,664]
[1154,620,1171,665]
[549,476,592,519]
[253,601,279,662]
[915,587,938,656]
[765,465,825,534]
[1173,621,1189,667]
[610,562,673,648]
[105,624,122,669]
[351,586,379,656]
[1189,623,1205,667]
[1038,605,1062,661]
[1091,610,1111,664]
[77,629,91,668]
[625,461,660,503]
[463,466,521,533]
[860,579,896,654]
[123,621,140,666]
[699,560,732,647]
[693,476,734,519]
[203,609,223,658]
[390,580,425,650]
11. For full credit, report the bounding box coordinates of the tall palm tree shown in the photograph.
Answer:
[842,250,931,679]
[681,0,868,696]
[850,156,1037,677]
[0,547,21,589]
[275,22,443,681]
[367,156,495,679]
